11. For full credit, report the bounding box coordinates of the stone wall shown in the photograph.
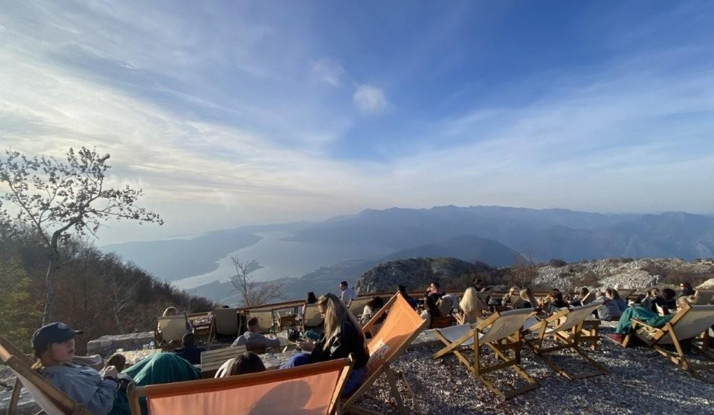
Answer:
[86,332,155,357]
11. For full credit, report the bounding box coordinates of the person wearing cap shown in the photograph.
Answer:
[32,322,124,415]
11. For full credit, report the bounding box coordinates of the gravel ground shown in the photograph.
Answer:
[354,326,714,415]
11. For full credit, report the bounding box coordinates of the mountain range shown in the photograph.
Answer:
[102,205,714,303]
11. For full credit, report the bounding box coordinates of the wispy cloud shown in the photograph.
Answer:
[353,85,393,115]
[311,58,344,86]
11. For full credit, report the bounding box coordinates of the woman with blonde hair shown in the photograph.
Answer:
[520,287,539,309]
[280,293,369,395]
[457,287,489,323]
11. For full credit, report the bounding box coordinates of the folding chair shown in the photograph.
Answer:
[341,292,428,415]
[347,297,372,318]
[246,309,274,334]
[430,315,453,329]
[527,303,607,380]
[213,308,239,337]
[628,304,714,382]
[155,315,191,348]
[302,303,324,331]
[200,345,247,378]
[432,308,540,399]
[0,335,96,415]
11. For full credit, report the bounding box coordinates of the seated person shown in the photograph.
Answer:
[641,287,660,311]
[231,317,281,350]
[301,291,318,316]
[569,287,590,307]
[419,295,442,327]
[426,281,444,298]
[594,291,622,321]
[607,296,692,344]
[215,352,266,378]
[458,287,489,323]
[680,282,695,297]
[32,322,199,415]
[501,286,524,308]
[653,288,678,314]
[173,332,206,365]
[280,294,370,397]
[436,295,454,317]
[542,290,569,313]
[360,296,385,325]
[605,288,627,313]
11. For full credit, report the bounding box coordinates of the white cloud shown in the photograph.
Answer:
[353,85,393,115]
[311,58,344,86]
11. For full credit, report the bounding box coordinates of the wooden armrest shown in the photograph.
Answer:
[631,319,658,331]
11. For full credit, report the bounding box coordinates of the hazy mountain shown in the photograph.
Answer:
[103,229,260,281]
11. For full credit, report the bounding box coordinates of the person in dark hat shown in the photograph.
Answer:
[32,322,123,415]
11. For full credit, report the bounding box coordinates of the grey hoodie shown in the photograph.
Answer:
[42,364,117,415]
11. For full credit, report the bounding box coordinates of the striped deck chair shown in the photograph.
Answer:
[432,308,540,400]
[628,304,714,382]
[128,358,352,415]
[0,335,96,415]
[526,302,607,380]
[342,292,428,415]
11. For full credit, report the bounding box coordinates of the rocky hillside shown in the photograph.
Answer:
[355,257,714,294]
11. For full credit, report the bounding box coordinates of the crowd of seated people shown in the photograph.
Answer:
[607,295,694,345]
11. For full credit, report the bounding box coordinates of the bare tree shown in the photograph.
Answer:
[506,250,540,288]
[0,147,163,324]
[229,256,285,307]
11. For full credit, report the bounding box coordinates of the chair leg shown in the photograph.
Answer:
[8,378,22,415]
[384,366,407,415]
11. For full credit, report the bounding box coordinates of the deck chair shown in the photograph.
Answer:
[302,303,324,330]
[246,309,274,334]
[579,291,596,305]
[430,315,453,329]
[0,335,96,415]
[341,292,428,415]
[128,358,352,415]
[527,302,607,380]
[432,308,540,400]
[213,308,239,337]
[155,315,191,348]
[200,345,247,378]
[347,297,372,318]
[627,304,714,382]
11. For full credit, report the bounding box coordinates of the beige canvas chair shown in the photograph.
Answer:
[0,335,96,415]
[341,292,428,415]
[213,308,239,337]
[432,308,540,399]
[527,302,607,380]
[200,345,248,378]
[579,291,596,305]
[155,315,191,348]
[128,358,352,415]
[302,303,324,330]
[347,297,372,318]
[627,304,714,382]
[246,309,274,334]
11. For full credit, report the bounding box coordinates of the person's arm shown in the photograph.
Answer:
[260,334,281,348]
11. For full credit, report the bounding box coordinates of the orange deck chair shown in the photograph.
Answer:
[127,358,352,415]
[341,292,429,415]
[0,335,96,415]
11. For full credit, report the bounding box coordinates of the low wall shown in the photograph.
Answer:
[86,331,155,357]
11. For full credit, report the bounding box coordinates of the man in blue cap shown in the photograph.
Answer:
[32,322,121,415]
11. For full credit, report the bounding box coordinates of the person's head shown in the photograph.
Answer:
[32,322,80,367]
[430,282,440,291]
[306,291,318,304]
[226,352,266,376]
[424,295,441,317]
[680,282,694,294]
[317,293,363,347]
[552,288,561,294]
[460,287,479,314]
[605,288,620,300]
[398,285,407,294]
[662,288,676,301]
[162,306,178,317]
[473,278,484,289]
[367,296,384,310]
[579,287,589,297]
[182,332,196,348]
[647,288,660,297]
[509,286,520,296]
[247,317,259,333]
[339,281,348,292]
[549,290,563,302]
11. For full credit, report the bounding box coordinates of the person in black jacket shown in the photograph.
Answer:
[280,293,370,396]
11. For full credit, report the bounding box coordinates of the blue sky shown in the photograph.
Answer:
[1,1,713,244]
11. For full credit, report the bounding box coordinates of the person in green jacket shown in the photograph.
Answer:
[607,296,691,345]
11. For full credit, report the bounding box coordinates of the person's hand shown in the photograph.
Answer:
[297,340,315,352]
[101,366,118,380]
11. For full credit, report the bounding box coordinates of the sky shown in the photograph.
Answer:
[1,0,713,245]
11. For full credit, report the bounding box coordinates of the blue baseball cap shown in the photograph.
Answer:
[32,322,82,354]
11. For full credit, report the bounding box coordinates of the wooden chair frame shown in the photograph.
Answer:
[341,292,428,415]
[527,303,608,381]
[432,309,540,400]
[127,358,352,415]
[626,304,714,383]
[0,335,96,415]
